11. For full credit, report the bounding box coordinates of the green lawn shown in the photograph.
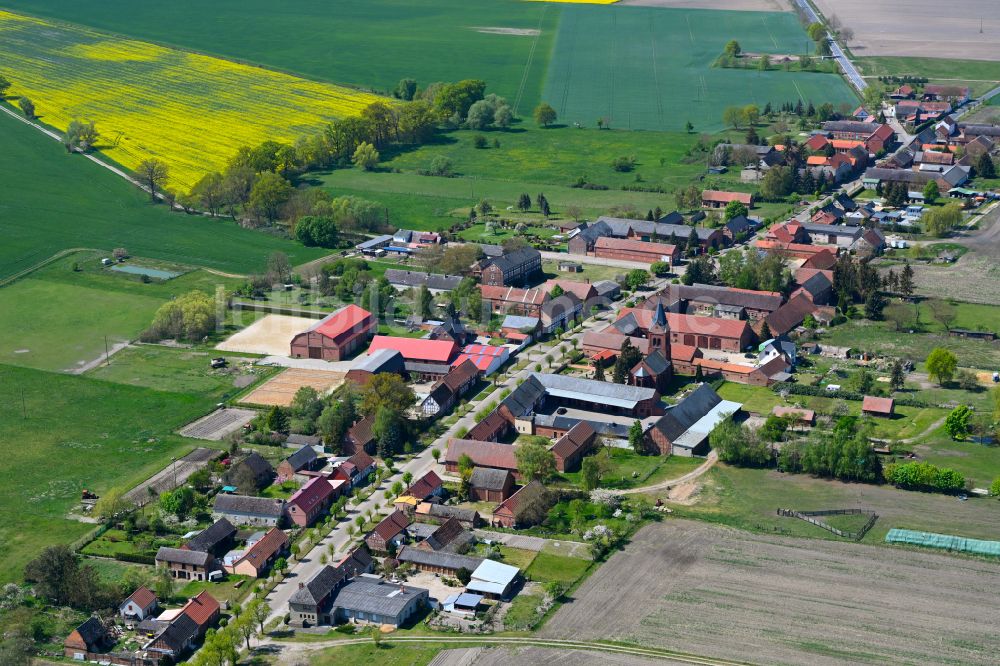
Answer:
[560,450,703,490]
[542,260,627,285]
[909,436,1000,488]
[497,545,538,571]
[303,641,451,666]
[80,529,181,559]
[524,551,592,586]
[0,364,220,582]
[0,109,324,281]
[88,346,257,398]
[544,5,856,132]
[856,57,1000,96]
[178,575,252,606]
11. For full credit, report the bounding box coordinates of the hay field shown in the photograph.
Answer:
[543,520,1000,665]
[542,5,857,131]
[241,368,345,406]
[0,10,383,189]
[215,314,318,357]
[813,0,1000,61]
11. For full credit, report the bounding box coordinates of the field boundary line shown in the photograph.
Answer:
[513,4,548,116]
[648,9,664,128]
[0,247,104,289]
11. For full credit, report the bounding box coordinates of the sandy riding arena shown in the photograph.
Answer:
[215,314,317,356]
[241,368,345,407]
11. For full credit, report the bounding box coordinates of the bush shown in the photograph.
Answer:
[611,156,636,172]
[883,461,965,493]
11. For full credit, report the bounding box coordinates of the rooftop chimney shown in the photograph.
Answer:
[298,583,304,589]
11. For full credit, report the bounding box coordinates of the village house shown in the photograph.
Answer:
[345,348,405,387]
[414,517,474,553]
[224,527,288,578]
[182,518,236,556]
[287,477,336,527]
[549,421,597,472]
[469,467,515,502]
[405,470,444,501]
[64,617,112,660]
[290,304,376,361]
[420,359,479,417]
[213,494,286,527]
[228,452,275,491]
[155,547,215,582]
[477,247,542,286]
[332,450,377,488]
[479,284,549,318]
[540,292,583,334]
[492,480,551,528]
[821,121,895,153]
[288,548,375,627]
[701,190,754,209]
[365,509,410,553]
[773,406,816,427]
[445,439,519,476]
[384,269,463,294]
[276,445,321,483]
[542,279,598,303]
[119,587,158,626]
[343,416,375,456]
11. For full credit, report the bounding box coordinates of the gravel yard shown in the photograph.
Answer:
[542,519,1000,665]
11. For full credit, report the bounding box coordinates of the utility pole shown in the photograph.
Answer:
[104,336,110,366]
[21,388,27,419]
[172,456,177,489]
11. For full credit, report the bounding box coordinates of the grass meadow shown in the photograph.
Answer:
[856,57,1000,97]
[0,363,220,582]
[0,110,325,281]
[0,9,384,189]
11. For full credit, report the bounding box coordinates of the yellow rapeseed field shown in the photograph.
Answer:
[524,0,619,4]
[0,10,384,190]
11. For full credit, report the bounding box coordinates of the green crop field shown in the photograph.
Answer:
[3,0,557,111]
[856,56,1000,97]
[543,6,857,132]
[0,364,218,582]
[0,110,325,281]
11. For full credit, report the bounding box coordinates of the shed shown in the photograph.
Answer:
[862,396,895,418]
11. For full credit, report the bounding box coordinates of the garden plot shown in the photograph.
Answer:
[542,519,1000,665]
[178,407,257,440]
[122,447,220,506]
[215,314,317,356]
[240,368,344,407]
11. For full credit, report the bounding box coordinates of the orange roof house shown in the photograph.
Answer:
[702,190,754,208]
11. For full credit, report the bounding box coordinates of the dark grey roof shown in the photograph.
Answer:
[284,445,318,472]
[356,235,393,250]
[287,434,322,447]
[238,452,274,478]
[822,120,881,134]
[501,374,547,417]
[185,518,236,553]
[800,272,832,297]
[801,223,862,238]
[480,244,504,257]
[397,546,484,571]
[834,193,858,212]
[724,214,753,234]
[155,547,212,567]
[487,247,541,274]
[424,504,479,523]
[404,361,453,375]
[332,579,427,618]
[636,350,671,375]
[529,373,657,408]
[593,280,620,298]
[650,384,722,442]
[541,292,581,318]
[73,617,107,647]
[470,467,512,491]
[959,123,1000,138]
[351,348,404,374]
[214,494,285,518]
[655,284,783,313]
[289,564,347,606]
[574,220,612,245]
[594,216,716,240]
[385,269,463,291]
[151,613,197,653]
[611,311,641,335]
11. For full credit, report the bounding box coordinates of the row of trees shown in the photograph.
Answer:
[141,289,218,342]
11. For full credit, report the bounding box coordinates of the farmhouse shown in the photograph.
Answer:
[182,518,236,556]
[213,494,286,527]
[649,284,783,322]
[862,395,895,418]
[479,285,548,318]
[405,470,443,501]
[290,304,376,361]
[120,587,159,625]
[420,358,480,416]
[288,548,375,627]
[224,527,288,577]
[593,237,679,266]
[344,348,405,387]
[644,384,740,456]
[492,479,551,528]
[540,292,583,334]
[155,547,215,582]
[821,121,895,153]
[64,617,112,660]
[702,190,753,209]
[332,450,377,488]
[396,546,484,576]
[550,421,597,472]
[766,292,829,336]
[445,439,519,476]
[276,445,320,483]
[287,477,336,527]
[478,247,542,286]
[542,279,598,302]
[415,517,473,553]
[366,510,410,553]
[343,417,375,456]
[469,467,515,502]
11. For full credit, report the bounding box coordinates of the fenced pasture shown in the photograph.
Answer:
[0,9,383,189]
[777,507,878,540]
[5,0,558,111]
[543,519,1000,665]
[543,5,857,132]
[0,113,325,282]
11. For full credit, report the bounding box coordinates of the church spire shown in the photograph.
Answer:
[652,300,667,329]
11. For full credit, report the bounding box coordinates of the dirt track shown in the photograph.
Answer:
[543,520,1000,665]
[618,0,786,10]
[431,646,682,666]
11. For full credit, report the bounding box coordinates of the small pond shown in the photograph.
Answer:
[109,264,181,280]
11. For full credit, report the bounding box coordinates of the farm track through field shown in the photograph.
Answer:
[513,4,549,116]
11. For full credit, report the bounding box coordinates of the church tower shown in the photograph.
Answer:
[647,300,671,359]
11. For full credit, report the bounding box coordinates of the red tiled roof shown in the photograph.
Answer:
[862,395,894,414]
[671,344,699,363]
[794,267,835,287]
[446,439,518,470]
[702,190,753,205]
[594,236,678,256]
[182,591,219,628]
[479,285,548,307]
[616,307,751,341]
[773,406,815,422]
[347,450,375,473]
[695,357,759,375]
[494,480,546,519]
[551,422,596,460]
[806,155,830,166]
[288,477,334,513]
[312,305,374,342]
[832,139,866,150]
[801,249,837,270]
[442,359,479,391]
[125,586,156,609]
[371,510,409,542]
[542,279,597,301]
[755,239,827,256]
[235,527,288,569]
[805,134,829,150]
[765,293,818,336]
[368,336,457,363]
[405,470,442,500]
[868,124,895,141]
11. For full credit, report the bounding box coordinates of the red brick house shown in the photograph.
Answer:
[343,416,375,456]
[181,591,220,639]
[155,547,215,581]
[549,421,597,473]
[479,247,542,286]
[287,477,336,527]
[290,304,376,361]
[593,237,680,266]
[276,445,320,483]
[469,467,514,502]
[226,527,289,577]
[405,470,443,501]
[365,510,410,553]
[479,285,549,318]
[491,480,551,528]
[445,439,519,476]
[64,617,111,660]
